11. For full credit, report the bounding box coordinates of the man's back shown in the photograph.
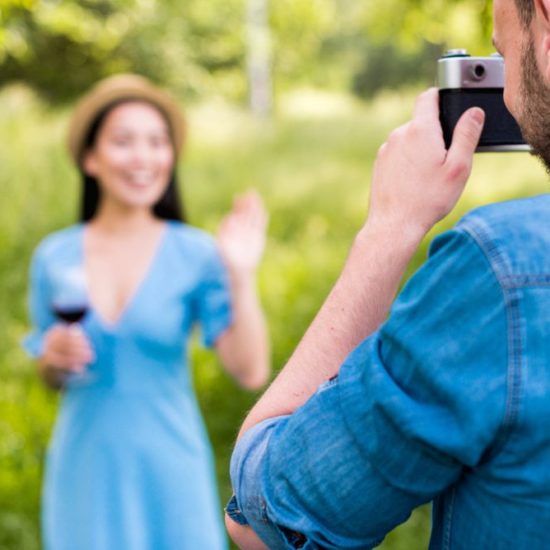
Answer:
[430,194,550,548]
[229,194,550,549]
[227,2,550,545]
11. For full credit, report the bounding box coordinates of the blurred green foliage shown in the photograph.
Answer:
[0,82,548,548]
[0,0,246,101]
[0,0,494,103]
[352,40,442,98]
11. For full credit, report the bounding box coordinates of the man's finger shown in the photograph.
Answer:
[445,107,485,174]
[413,87,439,124]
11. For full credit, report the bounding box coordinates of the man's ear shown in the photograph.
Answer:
[534,0,550,81]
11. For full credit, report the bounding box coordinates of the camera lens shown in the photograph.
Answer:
[471,63,486,80]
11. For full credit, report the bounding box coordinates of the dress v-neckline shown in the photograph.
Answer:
[79,222,170,332]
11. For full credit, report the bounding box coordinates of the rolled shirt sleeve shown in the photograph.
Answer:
[230,228,509,549]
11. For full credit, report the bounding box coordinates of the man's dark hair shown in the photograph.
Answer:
[515,0,535,27]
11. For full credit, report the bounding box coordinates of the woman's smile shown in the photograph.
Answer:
[123,169,161,188]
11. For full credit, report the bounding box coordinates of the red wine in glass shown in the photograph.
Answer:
[53,304,89,324]
[51,265,89,325]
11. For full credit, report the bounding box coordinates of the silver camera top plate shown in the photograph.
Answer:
[438,52,504,90]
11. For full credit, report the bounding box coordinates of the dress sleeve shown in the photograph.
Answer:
[23,246,56,358]
[195,243,233,348]
[230,228,510,549]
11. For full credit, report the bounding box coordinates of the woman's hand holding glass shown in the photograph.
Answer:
[41,325,95,377]
[40,265,95,387]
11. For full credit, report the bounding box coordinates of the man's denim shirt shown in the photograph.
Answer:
[229,195,550,549]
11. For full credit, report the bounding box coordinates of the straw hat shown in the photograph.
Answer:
[67,74,185,166]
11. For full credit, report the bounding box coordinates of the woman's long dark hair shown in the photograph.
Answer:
[78,99,186,223]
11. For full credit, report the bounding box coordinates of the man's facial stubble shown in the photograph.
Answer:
[519,35,550,172]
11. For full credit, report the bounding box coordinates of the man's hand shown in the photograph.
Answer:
[366,87,485,239]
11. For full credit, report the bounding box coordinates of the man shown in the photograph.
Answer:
[226,0,550,547]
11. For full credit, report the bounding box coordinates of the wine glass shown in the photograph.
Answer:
[51,264,89,325]
[50,264,93,383]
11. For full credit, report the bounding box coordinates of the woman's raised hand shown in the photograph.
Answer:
[217,191,268,278]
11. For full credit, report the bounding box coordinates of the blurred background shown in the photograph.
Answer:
[1,0,548,548]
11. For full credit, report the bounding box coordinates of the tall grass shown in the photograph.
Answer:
[0,83,547,549]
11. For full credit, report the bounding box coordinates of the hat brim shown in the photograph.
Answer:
[67,74,185,166]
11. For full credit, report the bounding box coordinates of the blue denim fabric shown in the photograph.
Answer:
[230,195,550,549]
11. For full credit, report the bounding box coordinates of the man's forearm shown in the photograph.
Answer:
[237,91,484,439]
[238,220,424,438]
[228,89,484,550]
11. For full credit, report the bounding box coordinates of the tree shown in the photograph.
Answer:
[0,0,493,104]
[0,0,247,103]
[246,0,272,115]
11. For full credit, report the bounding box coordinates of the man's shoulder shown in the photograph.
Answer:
[455,194,550,279]
[460,194,550,229]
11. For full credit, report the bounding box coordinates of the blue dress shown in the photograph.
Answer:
[24,221,232,550]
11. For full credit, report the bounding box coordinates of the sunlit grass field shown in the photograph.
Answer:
[0,84,547,549]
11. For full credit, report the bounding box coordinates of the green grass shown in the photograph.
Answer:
[0,83,548,549]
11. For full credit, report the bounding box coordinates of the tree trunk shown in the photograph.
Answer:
[246,0,272,115]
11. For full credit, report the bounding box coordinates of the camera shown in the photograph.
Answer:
[438,49,530,152]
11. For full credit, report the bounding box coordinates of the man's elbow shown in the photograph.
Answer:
[225,513,269,550]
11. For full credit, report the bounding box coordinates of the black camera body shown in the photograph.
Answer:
[438,49,529,152]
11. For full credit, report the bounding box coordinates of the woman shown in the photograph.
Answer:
[24,74,270,549]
